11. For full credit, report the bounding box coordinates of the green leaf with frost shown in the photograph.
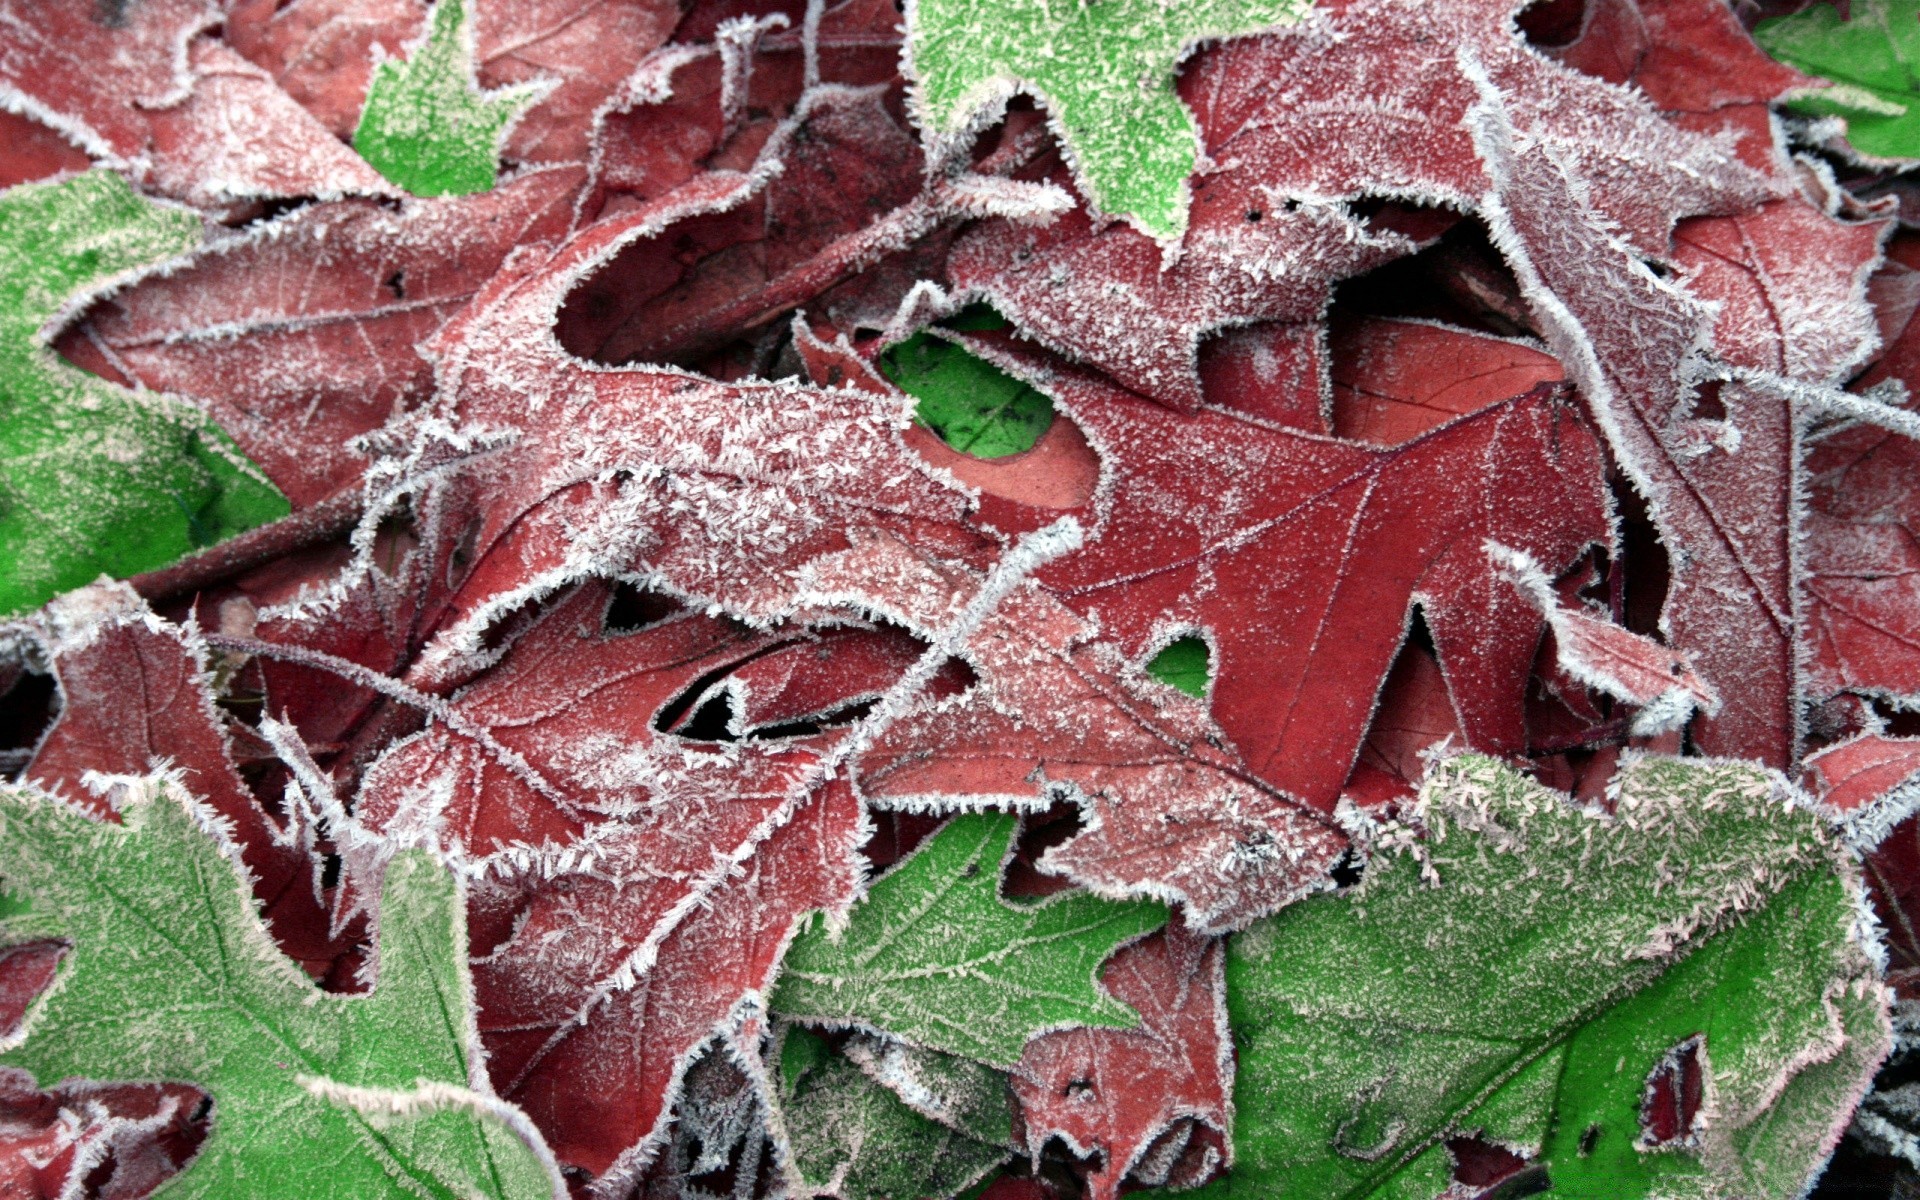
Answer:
[1146,636,1211,699]
[905,0,1313,238]
[0,172,287,617]
[881,329,1055,459]
[0,778,560,1200]
[1756,0,1920,160]
[354,0,541,196]
[1194,755,1888,1199]
[778,1027,1009,1200]
[770,813,1167,1066]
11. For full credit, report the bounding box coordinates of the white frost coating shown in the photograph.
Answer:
[1729,364,1920,443]
[715,14,791,142]
[297,1076,568,1200]
[1487,541,1719,734]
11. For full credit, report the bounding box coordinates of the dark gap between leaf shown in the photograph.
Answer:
[1515,0,1587,47]
[1331,217,1537,340]
[0,665,57,777]
[602,579,684,634]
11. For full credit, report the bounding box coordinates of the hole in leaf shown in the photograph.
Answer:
[1689,379,1729,421]
[677,689,741,742]
[1577,1123,1602,1157]
[1329,849,1365,889]
[1333,217,1536,339]
[879,329,1054,459]
[1639,1034,1705,1148]
[384,269,406,300]
[1446,1135,1530,1190]
[603,580,683,634]
[748,696,879,741]
[1145,636,1210,699]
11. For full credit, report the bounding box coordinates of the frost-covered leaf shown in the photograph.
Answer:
[1014,926,1230,1200]
[771,812,1167,1067]
[70,165,582,509]
[16,582,352,975]
[905,0,1310,238]
[344,581,878,1181]
[0,0,392,210]
[354,0,541,196]
[1756,0,1920,161]
[1803,387,1920,706]
[954,330,1608,810]
[778,1027,1009,1200]
[0,776,561,1199]
[950,0,1764,412]
[1202,755,1888,1199]
[0,172,287,618]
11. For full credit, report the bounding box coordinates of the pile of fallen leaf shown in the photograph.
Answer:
[5,0,1920,1196]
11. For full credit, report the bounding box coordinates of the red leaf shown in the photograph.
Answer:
[945,0,1763,413]
[73,166,584,508]
[827,533,1347,930]
[1013,926,1230,1200]
[20,584,349,972]
[954,330,1608,810]
[344,582,874,1179]
[0,1,391,210]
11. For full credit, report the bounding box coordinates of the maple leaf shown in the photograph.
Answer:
[0,171,287,618]
[1013,926,1230,1200]
[0,0,391,211]
[1755,0,1920,161]
[771,812,1167,1066]
[904,0,1311,238]
[0,775,563,1199]
[332,581,896,1181]
[1205,754,1888,1199]
[354,0,544,196]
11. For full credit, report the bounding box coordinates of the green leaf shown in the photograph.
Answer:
[0,778,559,1200]
[353,0,541,196]
[0,172,288,617]
[905,0,1313,238]
[1756,0,1920,159]
[1146,636,1211,699]
[778,1027,1010,1200]
[770,813,1168,1066]
[880,330,1054,458]
[1194,755,1887,1199]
